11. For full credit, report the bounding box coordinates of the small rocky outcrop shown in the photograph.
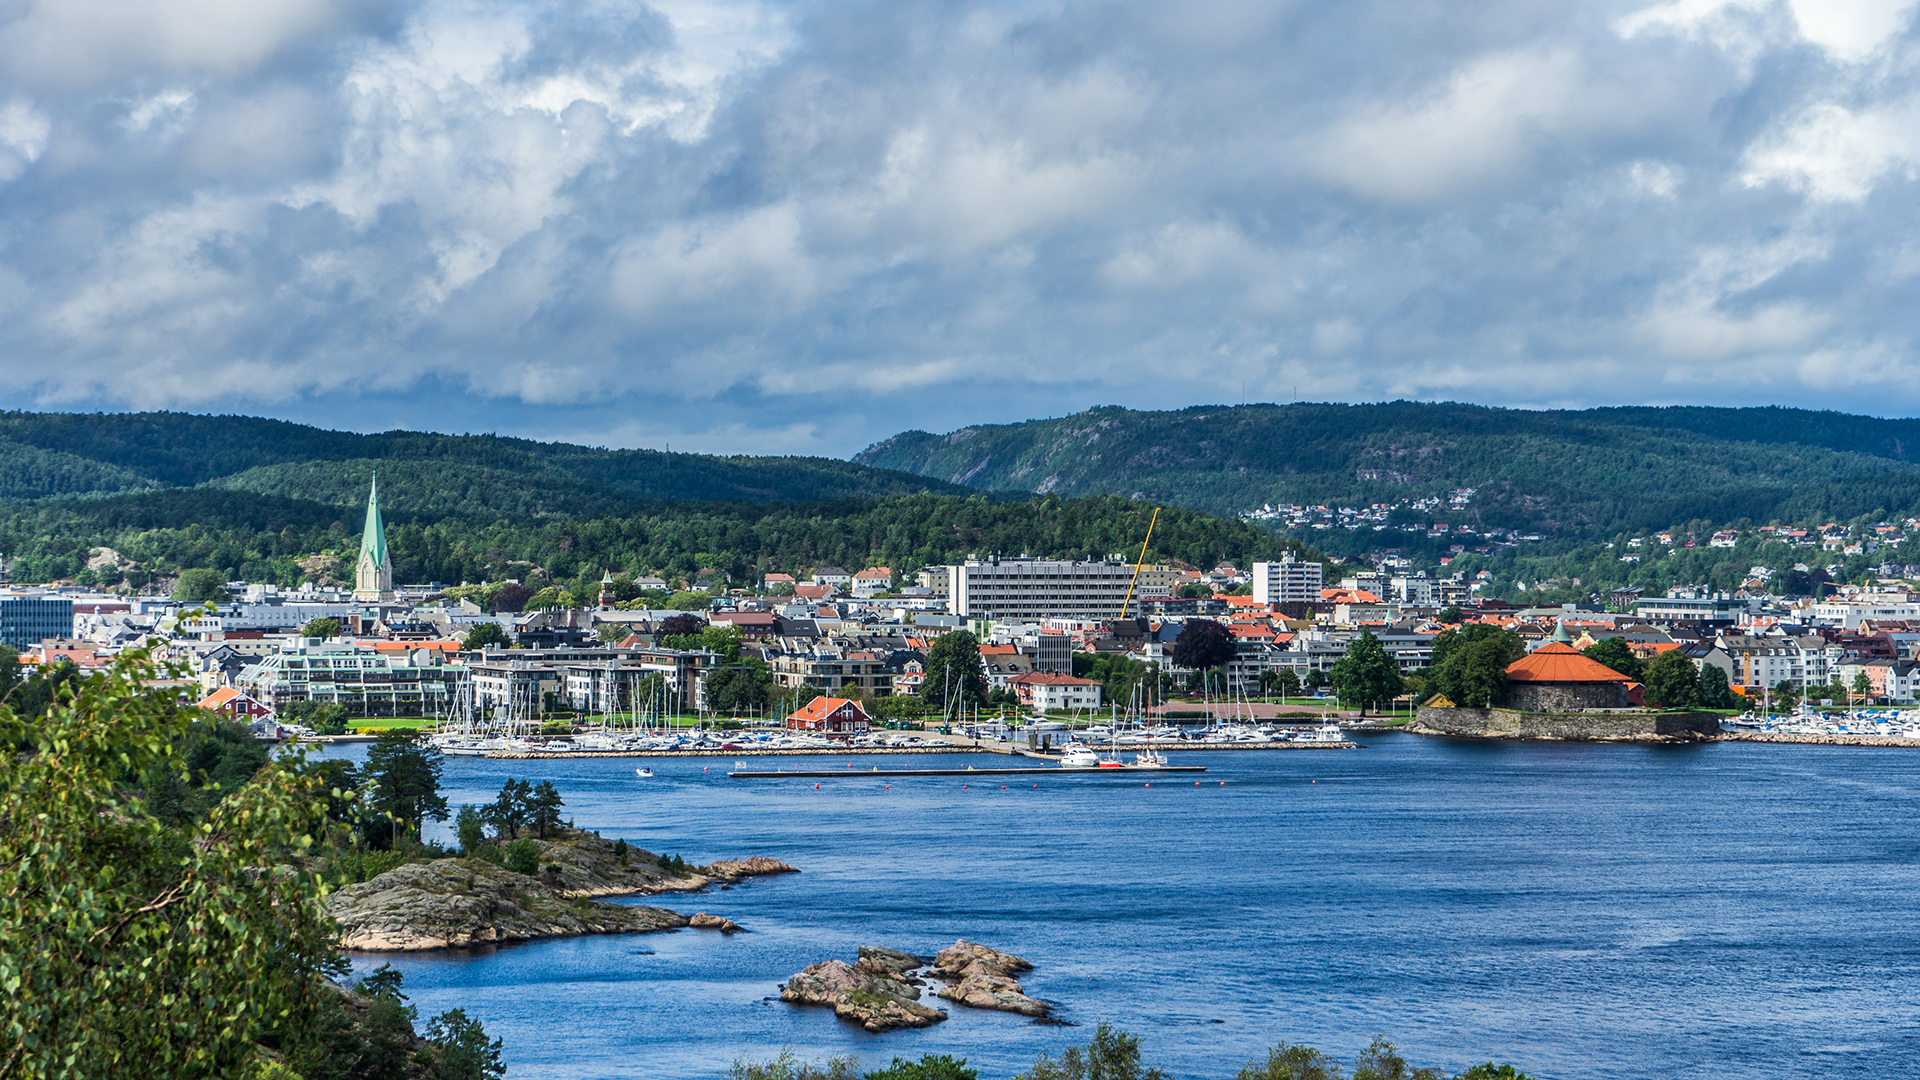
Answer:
[325,828,796,951]
[931,940,1049,1017]
[779,958,946,1032]
[327,860,687,951]
[689,912,744,933]
[780,940,1051,1031]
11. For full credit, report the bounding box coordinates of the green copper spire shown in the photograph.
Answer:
[1550,619,1572,644]
[359,474,388,571]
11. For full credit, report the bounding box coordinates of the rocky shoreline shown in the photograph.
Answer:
[779,940,1052,1032]
[326,829,796,951]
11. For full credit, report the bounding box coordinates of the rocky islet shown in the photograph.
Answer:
[779,939,1053,1032]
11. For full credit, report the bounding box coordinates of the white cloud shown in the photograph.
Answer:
[0,98,49,181]
[1741,101,1920,201]
[1787,0,1917,62]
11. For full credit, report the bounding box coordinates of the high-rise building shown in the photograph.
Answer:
[0,595,74,649]
[354,476,394,602]
[947,558,1135,620]
[1251,555,1324,606]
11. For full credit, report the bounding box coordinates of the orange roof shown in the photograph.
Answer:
[1008,672,1098,686]
[1506,642,1634,684]
[790,696,869,721]
[372,640,463,652]
[1223,595,1266,608]
[1322,588,1384,604]
[198,687,242,710]
[979,643,1019,656]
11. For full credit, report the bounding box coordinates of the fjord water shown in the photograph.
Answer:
[337,736,1920,1079]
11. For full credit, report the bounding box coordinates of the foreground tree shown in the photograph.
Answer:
[364,729,450,846]
[0,651,341,1078]
[1328,628,1405,716]
[1170,619,1236,677]
[302,616,343,639]
[1698,664,1737,709]
[462,622,509,651]
[1016,1022,1168,1080]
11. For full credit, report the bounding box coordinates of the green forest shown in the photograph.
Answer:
[0,489,1332,591]
[0,410,970,507]
[855,402,1920,536]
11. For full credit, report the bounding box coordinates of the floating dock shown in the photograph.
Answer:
[729,764,1208,778]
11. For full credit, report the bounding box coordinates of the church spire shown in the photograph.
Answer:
[354,474,394,602]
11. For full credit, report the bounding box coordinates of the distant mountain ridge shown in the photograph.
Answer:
[0,411,971,515]
[854,402,1920,541]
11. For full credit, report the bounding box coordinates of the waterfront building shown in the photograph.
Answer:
[1008,671,1103,712]
[353,476,395,602]
[1502,624,1635,710]
[0,594,74,649]
[947,558,1136,620]
[785,695,871,735]
[1252,555,1325,606]
[236,641,463,716]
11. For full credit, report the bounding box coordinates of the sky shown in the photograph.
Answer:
[2,0,1920,457]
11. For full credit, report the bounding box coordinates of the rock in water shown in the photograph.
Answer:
[704,857,800,881]
[779,959,946,1032]
[858,945,929,977]
[689,912,744,933]
[936,972,1049,1017]
[326,860,687,951]
[933,939,1034,980]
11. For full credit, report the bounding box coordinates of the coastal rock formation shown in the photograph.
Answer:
[689,912,744,933]
[325,828,796,951]
[780,959,946,1032]
[327,860,687,951]
[930,940,1048,1016]
[780,940,1051,1030]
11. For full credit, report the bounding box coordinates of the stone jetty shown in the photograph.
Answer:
[780,939,1051,1032]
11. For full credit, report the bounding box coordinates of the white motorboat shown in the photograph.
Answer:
[1059,747,1102,768]
[1291,723,1347,744]
[635,767,653,778]
[1133,748,1168,768]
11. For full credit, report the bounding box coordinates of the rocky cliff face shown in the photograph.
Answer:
[328,860,689,950]
[325,829,798,951]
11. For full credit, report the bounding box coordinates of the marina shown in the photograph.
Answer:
[726,764,1209,778]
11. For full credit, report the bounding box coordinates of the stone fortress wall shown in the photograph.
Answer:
[1413,705,1722,741]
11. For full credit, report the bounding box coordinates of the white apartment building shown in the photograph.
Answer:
[1251,555,1325,606]
[947,558,1137,619]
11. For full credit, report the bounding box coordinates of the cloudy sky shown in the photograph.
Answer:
[2,0,1918,456]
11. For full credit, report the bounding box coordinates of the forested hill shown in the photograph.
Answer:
[0,411,970,511]
[854,403,1920,538]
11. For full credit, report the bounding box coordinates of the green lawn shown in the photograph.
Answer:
[349,717,435,730]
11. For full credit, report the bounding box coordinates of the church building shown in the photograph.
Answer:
[354,476,395,602]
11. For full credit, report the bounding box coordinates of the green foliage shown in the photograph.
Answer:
[865,1054,977,1080]
[284,700,351,735]
[656,853,690,875]
[922,631,988,716]
[487,778,533,840]
[1699,664,1737,709]
[326,847,413,886]
[462,622,509,650]
[0,650,340,1079]
[528,780,565,839]
[1351,1036,1446,1080]
[1236,1042,1342,1080]
[856,401,1920,538]
[1643,649,1702,709]
[1329,628,1406,715]
[1171,619,1236,671]
[504,839,540,876]
[729,1050,862,1080]
[140,715,271,824]
[1015,1022,1169,1080]
[455,804,486,854]
[364,729,450,846]
[473,844,505,866]
[1456,1065,1534,1080]
[1581,638,1645,681]
[418,1007,508,1080]
[172,566,228,602]
[302,617,342,639]
[705,662,775,712]
[1425,626,1525,708]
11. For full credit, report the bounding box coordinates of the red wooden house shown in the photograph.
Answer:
[785,696,872,736]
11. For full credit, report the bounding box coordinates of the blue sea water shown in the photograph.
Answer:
[324,735,1920,1079]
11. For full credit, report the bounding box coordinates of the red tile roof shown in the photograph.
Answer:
[1505,642,1634,683]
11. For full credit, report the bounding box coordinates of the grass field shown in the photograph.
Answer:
[348,717,435,730]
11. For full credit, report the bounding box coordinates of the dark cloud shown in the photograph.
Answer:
[1,0,1919,456]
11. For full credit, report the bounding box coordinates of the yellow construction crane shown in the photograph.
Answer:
[1119,506,1159,620]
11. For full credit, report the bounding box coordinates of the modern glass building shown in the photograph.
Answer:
[0,596,74,649]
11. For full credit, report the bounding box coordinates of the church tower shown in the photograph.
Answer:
[354,475,395,602]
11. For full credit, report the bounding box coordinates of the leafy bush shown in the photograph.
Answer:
[866,1054,977,1080]
[473,844,504,866]
[504,839,540,876]
[329,847,412,885]
[729,1050,861,1080]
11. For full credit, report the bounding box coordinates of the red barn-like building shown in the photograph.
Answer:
[785,696,872,736]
